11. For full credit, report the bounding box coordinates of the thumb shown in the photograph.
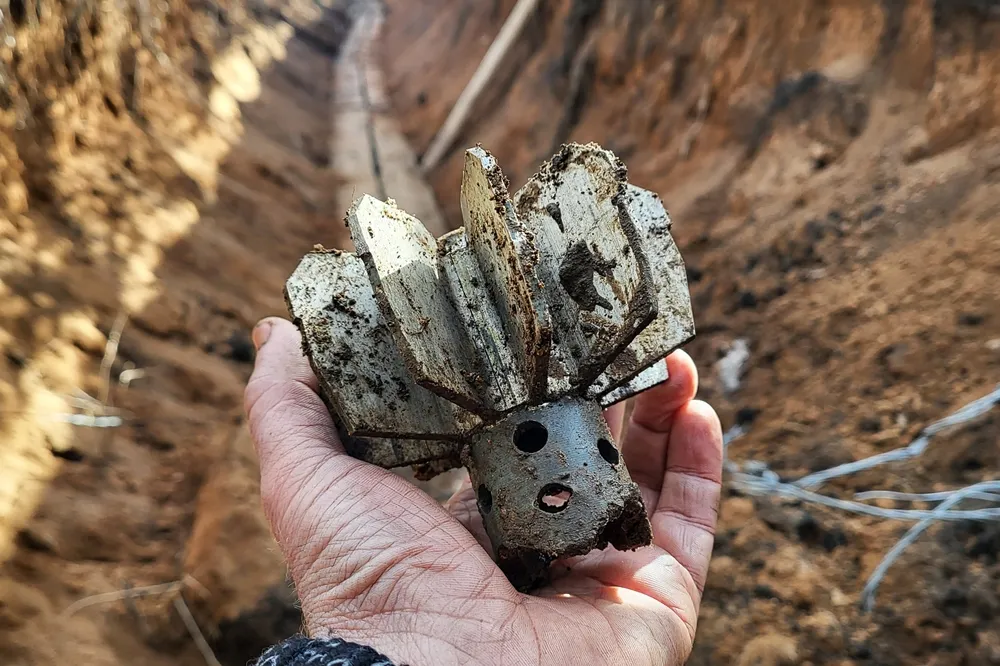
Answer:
[244,317,356,544]
[244,317,342,468]
[242,318,502,635]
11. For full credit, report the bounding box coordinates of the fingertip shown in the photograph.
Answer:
[603,402,627,443]
[252,318,274,350]
[667,399,724,483]
[631,351,699,432]
[680,400,723,439]
[666,350,699,395]
[244,317,337,473]
[684,399,721,426]
[248,317,319,391]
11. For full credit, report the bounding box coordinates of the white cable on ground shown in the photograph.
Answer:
[723,424,746,448]
[854,489,1000,503]
[717,339,750,395]
[794,384,1000,489]
[860,480,1000,611]
[173,596,224,666]
[62,580,184,617]
[723,383,1000,611]
[729,467,1000,521]
[48,413,124,428]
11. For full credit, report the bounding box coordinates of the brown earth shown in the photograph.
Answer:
[0,1,352,664]
[0,0,999,665]
[380,0,1000,664]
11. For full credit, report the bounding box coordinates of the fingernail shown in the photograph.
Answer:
[252,320,272,350]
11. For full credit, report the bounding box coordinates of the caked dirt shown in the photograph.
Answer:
[0,0,999,665]
[380,0,1000,664]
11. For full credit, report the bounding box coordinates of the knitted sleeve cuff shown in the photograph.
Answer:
[255,635,398,666]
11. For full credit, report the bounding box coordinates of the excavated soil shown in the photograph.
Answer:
[381,1,1000,664]
[0,1,351,664]
[1,0,999,665]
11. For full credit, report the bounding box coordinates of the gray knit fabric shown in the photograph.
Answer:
[255,635,397,666]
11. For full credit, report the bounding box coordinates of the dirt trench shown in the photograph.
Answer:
[378,1,1000,664]
[2,1,1000,665]
[0,1,441,664]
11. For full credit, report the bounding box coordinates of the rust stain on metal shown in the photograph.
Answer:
[286,142,695,591]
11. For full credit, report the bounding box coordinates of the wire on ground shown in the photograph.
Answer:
[62,576,220,666]
[724,384,1000,610]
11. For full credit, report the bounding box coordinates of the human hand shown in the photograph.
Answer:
[245,317,723,666]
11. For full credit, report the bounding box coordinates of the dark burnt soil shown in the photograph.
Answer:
[381,1,1000,664]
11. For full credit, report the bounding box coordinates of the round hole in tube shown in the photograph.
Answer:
[598,438,620,465]
[538,483,573,513]
[477,485,493,513]
[514,420,548,453]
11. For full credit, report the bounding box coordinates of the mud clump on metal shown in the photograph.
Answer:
[558,240,617,312]
[285,142,696,591]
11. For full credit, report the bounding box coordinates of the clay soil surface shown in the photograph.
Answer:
[380,1,1000,664]
[1,1,999,665]
[0,1,353,664]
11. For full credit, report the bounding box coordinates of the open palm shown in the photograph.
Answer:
[245,318,723,666]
